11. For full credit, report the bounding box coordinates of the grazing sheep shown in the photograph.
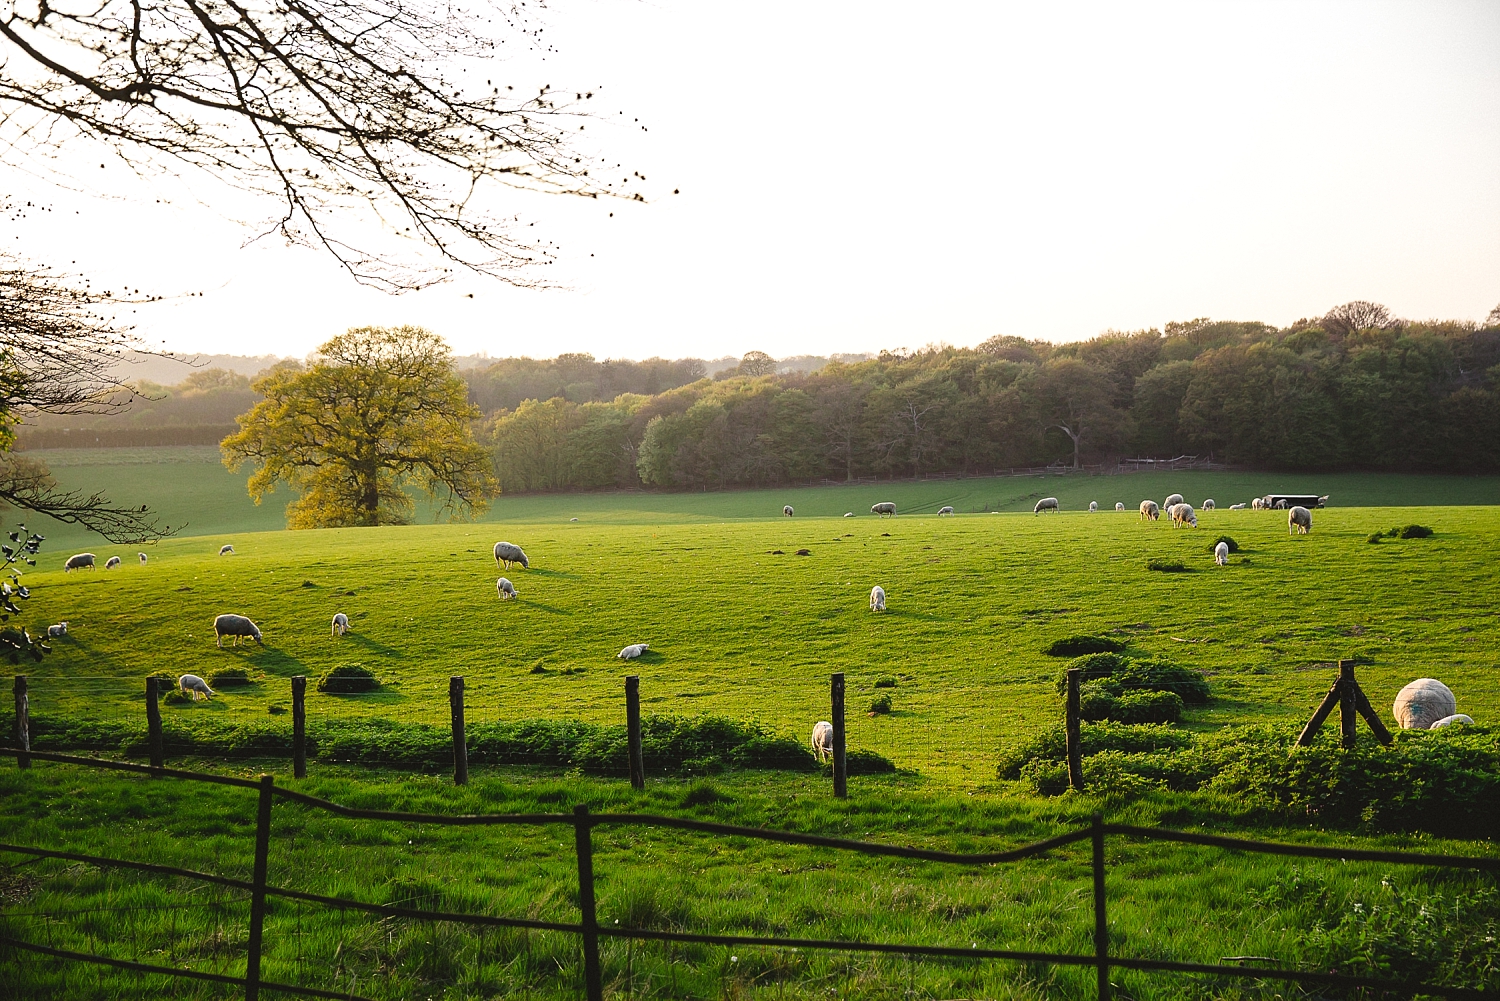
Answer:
[1250,497,1265,510]
[63,553,96,572]
[1214,541,1229,566]
[784,505,794,517]
[811,721,834,762]
[1393,679,1457,730]
[870,585,886,612]
[493,541,529,569]
[1170,503,1197,528]
[1273,498,1289,509]
[843,512,855,518]
[1229,503,1246,510]
[219,544,234,556]
[213,613,263,648]
[1165,493,1184,509]
[138,552,148,564]
[871,502,897,517]
[937,505,955,516]
[331,613,350,636]
[179,674,215,701]
[1317,495,1330,508]
[46,621,68,639]
[104,556,121,569]
[1288,506,1312,535]
[617,643,649,660]
[1202,499,1216,511]
[1139,500,1160,521]
[1088,501,1098,513]
[1430,713,1474,729]
[1115,502,1125,512]
[496,577,517,600]
[1033,497,1059,514]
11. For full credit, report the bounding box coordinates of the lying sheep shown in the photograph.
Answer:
[1139,500,1160,521]
[105,556,121,569]
[138,552,148,564]
[331,612,350,636]
[870,585,886,612]
[1393,679,1456,729]
[871,502,897,517]
[784,505,794,517]
[1034,497,1059,514]
[843,512,855,518]
[1288,506,1311,535]
[46,621,68,639]
[1115,502,1125,512]
[63,553,96,572]
[1214,541,1229,566]
[1088,501,1098,513]
[493,541,529,569]
[1170,503,1197,528]
[497,577,517,600]
[811,721,834,762]
[1202,499,1216,511]
[1229,503,1246,510]
[937,505,955,516]
[1165,493,1184,509]
[1431,713,1474,729]
[219,544,234,556]
[213,613,263,648]
[617,643,649,660]
[179,674,215,701]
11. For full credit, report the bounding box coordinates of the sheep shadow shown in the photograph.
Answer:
[520,600,573,616]
[525,568,581,580]
[621,650,665,665]
[341,633,403,656]
[234,648,310,678]
[316,687,408,705]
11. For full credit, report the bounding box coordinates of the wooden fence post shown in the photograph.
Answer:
[245,773,274,1001]
[831,673,847,799]
[573,804,604,1001]
[146,676,165,769]
[291,676,306,779]
[1296,676,1343,747]
[12,675,29,769]
[1066,668,1084,792]
[1092,812,1110,1001]
[450,676,468,786]
[625,675,644,790]
[1338,660,1358,749]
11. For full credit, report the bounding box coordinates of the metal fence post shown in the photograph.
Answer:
[625,675,644,790]
[1092,812,1109,1001]
[245,774,274,1001]
[450,676,468,786]
[831,673,847,799]
[291,676,307,779]
[12,675,29,769]
[146,677,165,769]
[1066,668,1084,791]
[573,804,603,1001]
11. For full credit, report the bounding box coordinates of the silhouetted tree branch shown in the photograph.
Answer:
[0,454,176,543]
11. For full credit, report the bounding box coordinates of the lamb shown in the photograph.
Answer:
[937,506,955,516]
[1273,498,1289,509]
[784,505,794,517]
[1202,499,1216,511]
[1430,713,1474,729]
[496,577,517,600]
[1165,493,1184,509]
[46,621,68,639]
[331,612,350,636]
[1317,495,1330,508]
[870,585,886,611]
[811,721,834,762]
[138,552,148,564]
[1250,497,1265,510]
[104,556,121,569]
[1229,503,1246,510]
[213,613,263,648]
[1033,497,1059,514]
[493,541,529,569]
[617,643,649,660]
[1139,500,1160,521]
[843,512,855,518]
[219,545,234,556]
[1088,501,1098,513]
[871,502,897,517]
[1170,503,1197,528]
[1288,506,1312,535]
[179,674,215,701]
[1393,679,1456,729]
[1115,502,1125,512]
[63,553,96,572]
[1214,541,1229,566]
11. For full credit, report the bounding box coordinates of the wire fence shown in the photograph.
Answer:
[2,747,1497,1001]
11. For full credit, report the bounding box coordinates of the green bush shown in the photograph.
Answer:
[208,667,254,687]
[144,671,176,695]
[873,675,897,688]
[1079,687,1183,724]
[317,663,380,694]
[868,694,892,715]
[1367,532,1384,544]
[1207,535,1239,554]
[1146,558,1189,573]
[1397,524,1434,538]
[1042,634,1125,657]
[997,721,1191,779]
[1110,658,1212,705]
[1053,652,1131,694]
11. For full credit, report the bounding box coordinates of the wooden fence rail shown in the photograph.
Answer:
[1,747,1496,1001]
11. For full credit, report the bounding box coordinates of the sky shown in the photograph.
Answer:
[5,0,1499,363]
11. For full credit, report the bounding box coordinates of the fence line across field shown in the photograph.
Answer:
[2,747,1497,1001]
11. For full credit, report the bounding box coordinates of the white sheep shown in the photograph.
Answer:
[1229,503,1246,510]
[219,544,234,556]
[784,505,794,517]
[1170,503,1197,528]
[843,512,855,518]
[1165,493,1184,509]
[1393,679,1457,730]
[937,505,955,516]
[331,612,350,636]
[63,553,96,572]
[1202,499,1216,510]
[1214,541,1228,566]
[1250,497,1265,510]
[493,541,529,569]
[871,502,897,517]
[1139,500,1160,521]
[570,517,579,522]
[1115,502,1125,512]
[213,613,263,648]
[1033,497,1059,514]
[1317,495,1330,508]
[1088,501,1098,513]
[179,674,215,701]
[138,552,148,564]
[496,577,517,600]
[811,721,834,762]
[870,585,886,612]
[46,621,68,638]
[1430,714,1474,729]
[1288,506,1311,535]
[617,643,649,660]
[104,556,121,569]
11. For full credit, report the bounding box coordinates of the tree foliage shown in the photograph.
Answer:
[222,326,497,527]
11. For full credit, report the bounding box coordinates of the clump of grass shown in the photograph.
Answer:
[1146,558,1189,573]
[1395,524,1434,538]
[680,780,732,807]
[144,671,176,695]
[1367,532,1384,544]
[207,667,254,687]
[868,694,892,715]
[267,705,287,715]
[1042,635,1125,657]
[873,675,897,688]
[529,663,549,674]
[316,663,380,694]
[1207,535,1239,554]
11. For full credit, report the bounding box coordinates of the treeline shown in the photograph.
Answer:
[18,368,259,446]
[485,304,1500,492]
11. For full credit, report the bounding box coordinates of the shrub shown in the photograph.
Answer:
[1079,688,1183,725]
[1110,658,1212,705]
[1042,634,1126,657]
[1053,652,1131,694]
[1207,535,1239,554]
[1367,532,1384,544]
[868,694,892,715]
[208,667,254,687]
[144,671,176,695]
[1146,558,1189,573]
[1397,524,1434,539]
[997,721,1191,779]
[316,664,380,694]
[873,675,897,688]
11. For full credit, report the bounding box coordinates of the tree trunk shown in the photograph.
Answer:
[358,464,381,525]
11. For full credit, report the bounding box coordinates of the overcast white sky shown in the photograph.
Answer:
[8,0,1499,362]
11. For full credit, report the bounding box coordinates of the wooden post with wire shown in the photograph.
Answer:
[12,675,29,769]
[1066,667,1084,791]
[1297,659,1392,748]
[625,675,644,790]
[450,675,468,786]
[291,676,307,779]
[831,672,847,799]
[145,676,165,768]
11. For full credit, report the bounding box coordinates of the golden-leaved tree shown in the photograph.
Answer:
[222,327,497,528]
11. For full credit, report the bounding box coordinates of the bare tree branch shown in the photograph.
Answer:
[0,453,178,543]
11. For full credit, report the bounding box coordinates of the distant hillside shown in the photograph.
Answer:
[106,351,289,384]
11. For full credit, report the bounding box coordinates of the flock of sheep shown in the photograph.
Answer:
[1029,492,1321,537]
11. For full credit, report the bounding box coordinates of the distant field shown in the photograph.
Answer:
[15,502,1499,786]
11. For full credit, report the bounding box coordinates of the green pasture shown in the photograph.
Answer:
[14,501,1500,787]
